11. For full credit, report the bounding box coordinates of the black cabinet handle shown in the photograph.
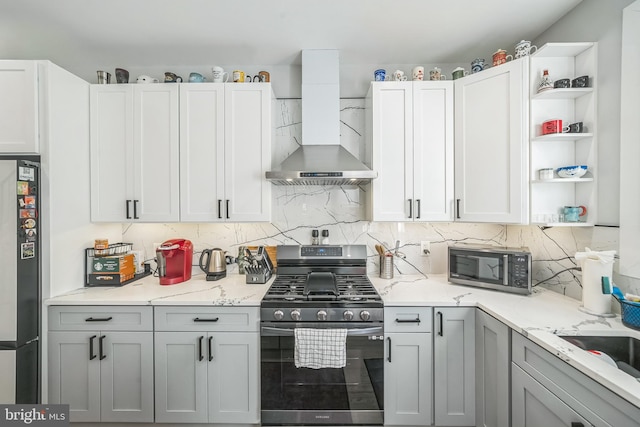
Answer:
[416,199,421,219]
[387,337,392,363]
[456,199,461,219]
[193,317,220,322]
[408,199,413,218]
[395,318,421,324]
[226,200,230,219]
[437,311,444,336]
[217,200,222,219]
[89,335,97,360]
[198,336,204,361]
[85,316,113,322]
[99,335,106,360]
[126,200,131,219]
[208,336,213,362]
[570,423,584,427]
[133,200,139,219]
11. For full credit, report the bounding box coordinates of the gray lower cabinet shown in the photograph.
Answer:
[384,307,433,425]
[153,306,260,424]
[512,363,588,427]
[433,307,476,426]
[475,309,510,427]
[47,306,154,423]
[512,331,640,427]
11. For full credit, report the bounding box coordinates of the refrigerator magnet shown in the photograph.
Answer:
[23,195,36,208]
[18,166,35,181]
[22,218,36,229]
[17,181,29,195]
[21,242,35,259]
[20,209,36,218]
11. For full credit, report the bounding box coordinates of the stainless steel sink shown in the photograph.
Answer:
[559,335,640,378]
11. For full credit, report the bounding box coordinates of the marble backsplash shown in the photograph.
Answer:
[122,98,620,302]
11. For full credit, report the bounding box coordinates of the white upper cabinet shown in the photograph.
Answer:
[90,84,180,222]
[180,83,273,222]
[454,58,529,224]
[179,84,225,222]
[367,81,454,222]
[529,43,598,227]
[92,82,273,223]
[0,61,39,153]
[621,2,640,278]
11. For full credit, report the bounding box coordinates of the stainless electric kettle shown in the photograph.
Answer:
[200,248,226,281]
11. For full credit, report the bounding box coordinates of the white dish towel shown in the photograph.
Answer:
[294,328,348,369]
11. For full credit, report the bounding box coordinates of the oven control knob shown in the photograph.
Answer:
[317,310,328,321]
[291,309,301,321]
[273,310,284,321]
[360,310,371,321]
[343,310,354,321]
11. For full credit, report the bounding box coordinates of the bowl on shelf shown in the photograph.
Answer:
[556,165,587,178]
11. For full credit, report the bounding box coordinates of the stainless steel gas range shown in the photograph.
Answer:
[260,245,384,426]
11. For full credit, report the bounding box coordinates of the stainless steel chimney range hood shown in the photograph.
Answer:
[266,49,377,186]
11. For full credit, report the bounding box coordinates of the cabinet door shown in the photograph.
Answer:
[454,58,529,223]
[208,332,259,424]
[384,332,432,425]
[512,364,588,427]
[90,85,134,222]
[369,82,413,221]
[100,332,154,422]
[413,81,454,221]
[48,331,101,422]
[0,61,39,153]
[133,85,180,222]
[154,332,208,423]
[180,84,226,222]
[224,84,271,222]
[434,307,476,426]
[476,310,510,427]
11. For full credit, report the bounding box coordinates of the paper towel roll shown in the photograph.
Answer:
[582,258,613,315]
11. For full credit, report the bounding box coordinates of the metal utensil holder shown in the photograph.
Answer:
[380,254,394,279]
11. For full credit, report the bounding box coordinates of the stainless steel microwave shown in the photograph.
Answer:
[448,245,532,295]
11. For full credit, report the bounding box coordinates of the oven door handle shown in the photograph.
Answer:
[261,325,384,337]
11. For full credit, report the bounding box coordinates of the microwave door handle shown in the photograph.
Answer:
[503,254,509,285]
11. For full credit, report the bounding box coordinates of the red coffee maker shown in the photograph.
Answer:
[156,239,193,285]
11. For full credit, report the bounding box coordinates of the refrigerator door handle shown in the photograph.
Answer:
[99,335,106,360]
[89,335,97,360]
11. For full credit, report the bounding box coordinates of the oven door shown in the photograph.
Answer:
[261,322,384,425]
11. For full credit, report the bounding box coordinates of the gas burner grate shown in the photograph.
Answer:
[263,274,381,302]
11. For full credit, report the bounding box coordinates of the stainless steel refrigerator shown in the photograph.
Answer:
[0,157,40,403]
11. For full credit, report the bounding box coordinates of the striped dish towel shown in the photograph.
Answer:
[294,328,348,369]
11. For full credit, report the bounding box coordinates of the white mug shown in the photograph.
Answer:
[393,70,407,81]
[412,66,424,81]
[211,66,229,83]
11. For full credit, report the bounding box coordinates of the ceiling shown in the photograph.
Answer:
[1,0,583,73]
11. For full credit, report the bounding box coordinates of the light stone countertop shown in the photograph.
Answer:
[45,272,271,306]
[46,272,640,408]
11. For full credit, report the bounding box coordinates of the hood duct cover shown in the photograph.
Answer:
[266,49,377,185]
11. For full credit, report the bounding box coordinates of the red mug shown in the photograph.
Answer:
[542,119,562,135]
[492,49,513,67]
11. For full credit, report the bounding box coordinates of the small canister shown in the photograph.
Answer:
[539,168,554,180]
[380,254,394,279]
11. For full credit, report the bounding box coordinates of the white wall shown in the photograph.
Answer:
[534,0,634,226]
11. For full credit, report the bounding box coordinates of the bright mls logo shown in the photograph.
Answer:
[0,405,69,426]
